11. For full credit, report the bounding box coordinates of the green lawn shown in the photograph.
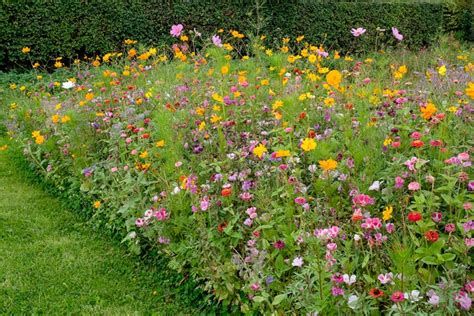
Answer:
[0,140,202,315]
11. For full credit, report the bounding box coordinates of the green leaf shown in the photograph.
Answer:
[272,294,287,305]
[252,296,266,303]
[421,256,438,265]
[441,253,456,261]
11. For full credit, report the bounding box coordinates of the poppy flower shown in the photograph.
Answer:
[408,211,422,222]
[424,230,439,242]
[369,288,384,298]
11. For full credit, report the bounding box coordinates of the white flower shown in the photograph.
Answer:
[171,186,181,195]
[62,81,75,89]
[368,180,381,191]
[343,274,356,285]
[292,256,304,267]
[405,290,422,302]
[347,295,358,309]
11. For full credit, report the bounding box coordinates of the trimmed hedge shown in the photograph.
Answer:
[0,1,468,70]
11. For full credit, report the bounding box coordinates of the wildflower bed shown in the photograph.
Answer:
[2,28,473,314]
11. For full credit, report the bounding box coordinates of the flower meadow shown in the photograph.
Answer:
[2,25,474,314]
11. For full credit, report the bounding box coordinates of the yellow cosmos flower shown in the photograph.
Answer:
[300,138,317,152]
[420,102,437,120]
[93,201,101,209]
[465,82,474,100]
[253,143,267,158]
[22,47,31,54]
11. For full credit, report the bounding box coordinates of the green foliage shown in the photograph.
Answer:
[0,0,455,70]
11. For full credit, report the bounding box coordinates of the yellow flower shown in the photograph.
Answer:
[128,48,137,58]
[156,140,165,148]
[33,62,40,68]
[61,115,71,123]
[308,54,317,63]
[296,35,305,42]
[324,97,335,107]
[272,100,283,110]
[85,92,94,101]
[382,206,393,221]
[253,143,267,158]
[139,151,148,159]
[220,65,229,75]
[319,159,337,171]
[420,102,437,120]
[300,138,317,152]
[54,61,63,68]
[398,65,408,74]
[326,70,342,87]
[383,138,392,146]
[93,201,101,209]
[275,149,290,158]
[438,65,446,76]
[0,145,8,151]
[22,47,31,54]
[465,82,474,100]
[51,114,60,124]
[210,114,222,123]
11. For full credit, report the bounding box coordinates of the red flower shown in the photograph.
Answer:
[307,130,316,138]
[141,133,150,139]
[408,211,422,222]
[299,112,307,119]
[411,140,424,148]
[369,288,384,298]
[217,221,228,233]
[424,230,439,242]
[221,188,232,197]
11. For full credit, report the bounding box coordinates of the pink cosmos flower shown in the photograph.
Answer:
[392,27,403,41]
[351,27,366,37]
[170,24,184,37]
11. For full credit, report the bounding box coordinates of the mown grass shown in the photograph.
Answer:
[0,137,209,315]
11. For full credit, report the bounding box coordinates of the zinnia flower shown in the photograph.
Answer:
[408,211,422,222]
[369,288,384,298]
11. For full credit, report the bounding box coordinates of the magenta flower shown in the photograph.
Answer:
[394,176,405,189]
[351,27,366,37]
[392,27,404,41]
[170,24,184,37]
[212,35,222,47]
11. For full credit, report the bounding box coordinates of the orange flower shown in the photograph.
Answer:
[420,102,437,120]
[326,70,342,87]
[319,159,337,171]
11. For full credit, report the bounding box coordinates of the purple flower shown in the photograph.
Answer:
[170,24,184,37]
[212,35,222,47]
[392,27,404,41]
[351,27,366,37]
[292,256,304,267]
[331,286,344,296]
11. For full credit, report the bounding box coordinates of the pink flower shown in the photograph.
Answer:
[294,196,307,205]
[351,27,366,37]
[408,181,420,191]
[352,194,375,207]
[391,291,405,302]
[394,176,405,189]
[170,24,184,37]
[410,131,421,139]
[331,286,345,296]
[378,273,393,285]
[250,283,260,291]
[392,27,404,41]
[212,35,222,47]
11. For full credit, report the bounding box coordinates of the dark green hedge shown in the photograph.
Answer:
[0,0,467,70]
